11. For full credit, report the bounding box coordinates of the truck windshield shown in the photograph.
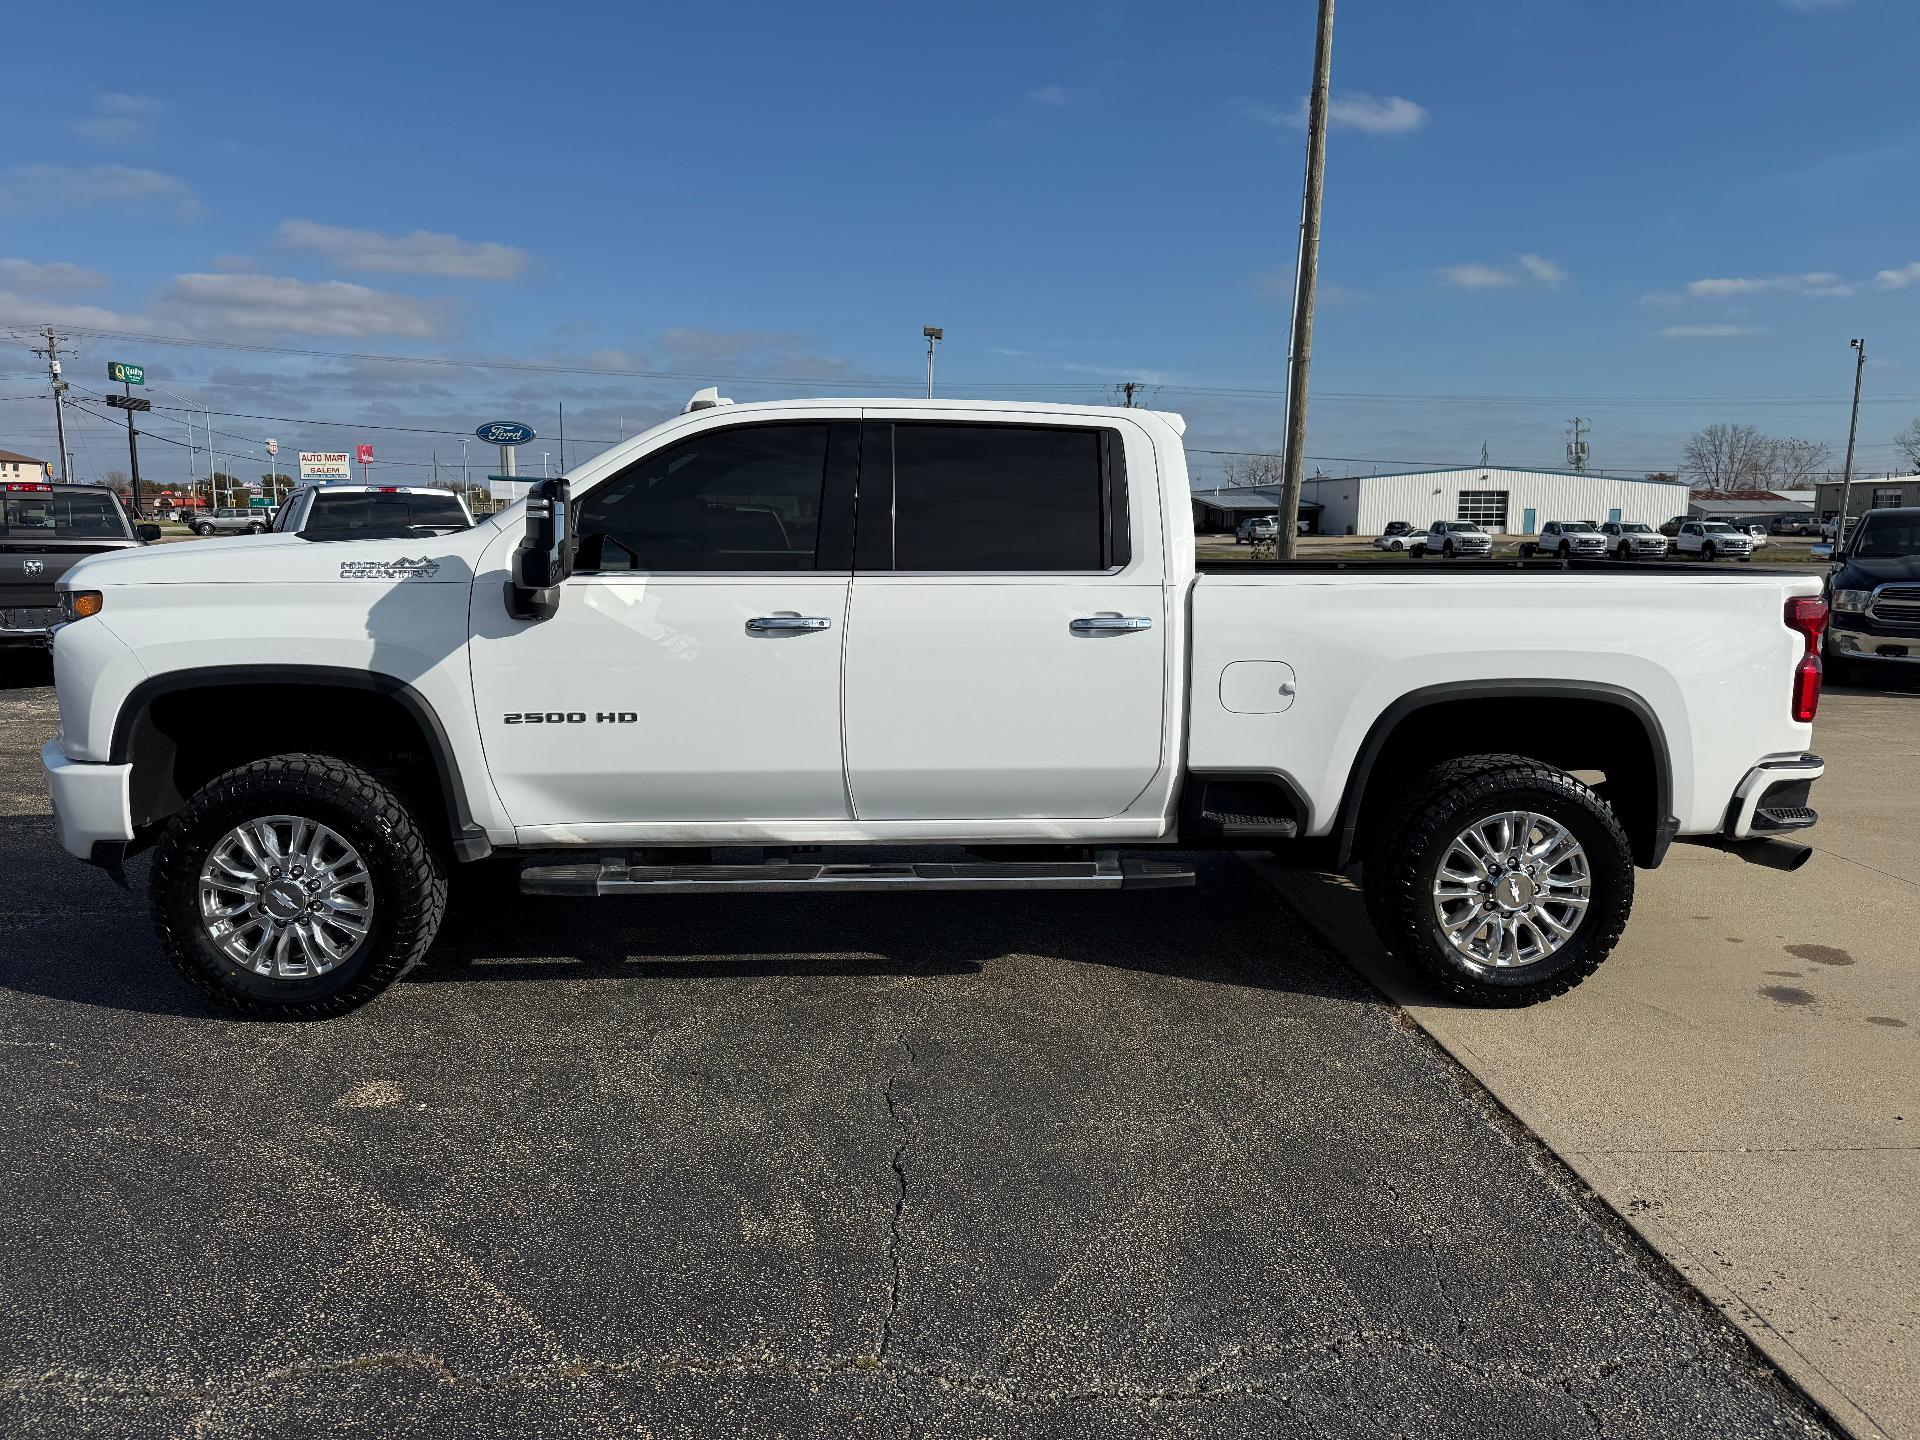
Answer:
[304,492,470,539]
[1852,513,1920,558]
[1620,523,1652,533]
[0,489,131,539]
[1702,522,1738,533]
[1561,522,1597,532]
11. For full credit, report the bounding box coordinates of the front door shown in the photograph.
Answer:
[469,420,857,827]
[841,418,1167,821]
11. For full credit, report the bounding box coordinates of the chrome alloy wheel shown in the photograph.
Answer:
[1430,811,1591,970]
[197,815,374,978]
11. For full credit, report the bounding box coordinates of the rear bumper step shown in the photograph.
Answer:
[520,849,1196,897]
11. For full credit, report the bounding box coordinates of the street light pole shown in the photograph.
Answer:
[1835,338,1866,544]
[1276,0,1336,559]
[923,325,943,398]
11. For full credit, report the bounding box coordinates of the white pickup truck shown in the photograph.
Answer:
[41,395,1829,1017]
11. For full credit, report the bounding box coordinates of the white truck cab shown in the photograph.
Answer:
[42,394,1829,1017]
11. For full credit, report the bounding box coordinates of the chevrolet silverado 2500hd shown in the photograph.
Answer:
[41,396,1828,1017]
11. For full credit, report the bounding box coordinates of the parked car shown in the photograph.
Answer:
[1599,521,1668,559]
[271,483,474,541]
[1235,515,1278,545]
[1770,514,1816,537]
[1659,515,1689,538]
[1822,506,1920,680]
[1372,521,1418,552]
[0,481,159,647]
[192,506,270,536]
[44,392,1828,1017]
[1411,520,1493,558]
[1672,520,1754,561]
[1520,521,1608,560]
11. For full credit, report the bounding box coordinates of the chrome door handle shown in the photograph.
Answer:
[1070,616,1153,633]
[747,615,832,632]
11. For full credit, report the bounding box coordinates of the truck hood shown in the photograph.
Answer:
[61,525,502,588]
[1835,554,1920,585]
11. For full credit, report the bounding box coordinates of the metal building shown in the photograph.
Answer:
[1279,466,1689,537]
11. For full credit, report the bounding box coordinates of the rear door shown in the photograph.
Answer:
[841,415,1166,821]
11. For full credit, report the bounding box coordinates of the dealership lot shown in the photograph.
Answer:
[0,653,1835,1438]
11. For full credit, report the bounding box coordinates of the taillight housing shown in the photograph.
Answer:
[1785,596,1827,723]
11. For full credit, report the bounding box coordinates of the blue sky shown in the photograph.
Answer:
[4,0,1919,489]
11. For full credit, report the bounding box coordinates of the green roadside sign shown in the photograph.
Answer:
[249,497,273,509]
[108,360,145,386]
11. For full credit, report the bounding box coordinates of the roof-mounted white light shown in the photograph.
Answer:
[683,386,734,414]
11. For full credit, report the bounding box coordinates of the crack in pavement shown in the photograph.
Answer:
[877,1034,918,1365]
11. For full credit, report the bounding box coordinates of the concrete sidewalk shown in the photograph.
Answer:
[1250,686,1918,1440]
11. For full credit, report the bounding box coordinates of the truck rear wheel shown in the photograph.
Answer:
[1365,756,1634,1006]
[149,755,447,1018]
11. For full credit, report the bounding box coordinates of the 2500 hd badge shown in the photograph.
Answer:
[503,711,639,724]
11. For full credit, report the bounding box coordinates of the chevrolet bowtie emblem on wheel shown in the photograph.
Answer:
[22,560,43,576]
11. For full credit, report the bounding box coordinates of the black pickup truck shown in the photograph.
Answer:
[0,481,159,647]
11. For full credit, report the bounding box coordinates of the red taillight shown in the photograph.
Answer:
[1785,596,1827,722]
[5,482,52,492]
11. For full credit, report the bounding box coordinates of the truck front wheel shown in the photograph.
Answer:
[1366,756,1634,1006]
[149,755,447,1018]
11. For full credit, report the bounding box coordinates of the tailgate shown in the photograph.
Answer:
[0,542,130,607]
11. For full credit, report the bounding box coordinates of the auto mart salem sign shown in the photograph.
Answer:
[298,451,352,481]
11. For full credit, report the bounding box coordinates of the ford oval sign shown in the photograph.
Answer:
[476,421,536,446]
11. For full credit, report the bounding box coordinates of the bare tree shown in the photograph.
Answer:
[1681,424,1771,491]
[1894,417,1920,472]
[1221,452,1285,488]
[1763,436,1832,490]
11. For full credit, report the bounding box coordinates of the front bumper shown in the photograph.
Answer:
[1725,753,1824,839]
[0,606,60,647]
[1829,613,1920,663]
[41,739,134,862]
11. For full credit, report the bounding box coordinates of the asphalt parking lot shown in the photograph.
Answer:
[0,651,1835,1439]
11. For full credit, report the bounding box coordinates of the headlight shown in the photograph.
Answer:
[1831,589,1873,613]
[57,590,103,623]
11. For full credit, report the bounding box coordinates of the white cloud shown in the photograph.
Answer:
[1026,84,1072,108]
[159,273,444,338]
[70,93,167,147]
[0,291,153,332]
[0,165,199,218]
[276,220,530,280]
[0,259,107,293]
[1685,271,1853,298]
[1437,262,1516,290]
[1517,253,1566,287]
[1876,262,1920,290]
[1661,324,1764,339]
[1254,268,1365,305]
[1241,93,1428,138]
[1300,92,1429,136]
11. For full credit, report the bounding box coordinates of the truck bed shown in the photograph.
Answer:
[1197,556,1750,576]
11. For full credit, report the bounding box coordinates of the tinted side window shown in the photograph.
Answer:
[890,424,1108,571]
[576,423,830,572]
[304,493,467,539]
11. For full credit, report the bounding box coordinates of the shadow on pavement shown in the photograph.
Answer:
[0,650,54,691]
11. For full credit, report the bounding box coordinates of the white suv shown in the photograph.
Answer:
[1673,520,1755,561]
[1412,520,1493,558]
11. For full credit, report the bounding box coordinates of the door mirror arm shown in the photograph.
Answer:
[507,477,574,622]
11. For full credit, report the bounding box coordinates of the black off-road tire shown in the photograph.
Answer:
[149,755,447,1018]
[1365,755,1635,1006]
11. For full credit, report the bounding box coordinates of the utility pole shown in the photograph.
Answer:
[1566,418,1590,473]
[1113,380,1150,408]
[558,401,567,474]
[31,328,73,482]
[1836,337,1866,544]
[1276,0,1335,560]
[923,325,943,398]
